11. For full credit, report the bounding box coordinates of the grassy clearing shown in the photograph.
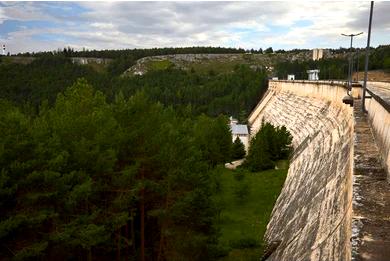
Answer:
[213,166,287,260]
[147,60,174,71]
[86,62,108,73]
[189,60,242,74]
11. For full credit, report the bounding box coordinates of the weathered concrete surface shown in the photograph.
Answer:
[367,81,390,105]
[352,99,390,261]
[365,82,390,180]
[248,80,354,261]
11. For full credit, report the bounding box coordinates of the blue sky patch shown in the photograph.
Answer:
[294,20,313,27]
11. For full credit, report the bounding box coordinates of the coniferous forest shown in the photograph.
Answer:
[0,52,274,260]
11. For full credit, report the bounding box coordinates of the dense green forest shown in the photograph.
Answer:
[0,56,110,105]
[0,49,275,260]
[0,56,268,120]
[18,46,247,59]
[0,79,236,260]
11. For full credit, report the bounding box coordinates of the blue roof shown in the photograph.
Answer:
[231,124,248,135]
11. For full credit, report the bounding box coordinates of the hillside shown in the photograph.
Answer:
[122,52,314,76]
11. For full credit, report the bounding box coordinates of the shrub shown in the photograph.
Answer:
[232,137,246,160]
[233,181,250,202]
[384,57,390,70]
[208,243,231,258]
[233,169,245,181]
[229,237,259,249]
[244,121,292,172]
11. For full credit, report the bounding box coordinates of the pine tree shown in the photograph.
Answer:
[244,121,292,172]
[232,137,246,160]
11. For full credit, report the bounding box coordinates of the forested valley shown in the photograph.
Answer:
[0,52,275,260]
[6,43,384,259]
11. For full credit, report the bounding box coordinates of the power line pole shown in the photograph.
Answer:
[341,32,363,89]
[362,1,374,113]
[356,48,360,81]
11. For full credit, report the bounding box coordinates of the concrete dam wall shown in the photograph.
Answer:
[365,82,390,179]
[248,80,354,261]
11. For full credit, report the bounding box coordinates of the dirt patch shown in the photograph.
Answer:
[353,70,390,82]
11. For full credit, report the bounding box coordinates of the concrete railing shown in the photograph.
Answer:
[365,82,390,180]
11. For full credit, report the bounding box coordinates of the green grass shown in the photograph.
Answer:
[213,166,287,260]
[147,60,174,71]
[189,60,242,74]
[137,53,274,75]
[85,62,108,73]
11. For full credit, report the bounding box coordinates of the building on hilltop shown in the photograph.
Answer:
[229,117,249,152]
[312,48,323,60]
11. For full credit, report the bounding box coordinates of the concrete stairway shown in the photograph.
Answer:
[352,99,390,261]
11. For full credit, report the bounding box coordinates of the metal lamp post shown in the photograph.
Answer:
[362,1,374,112]
[341,32,363,89]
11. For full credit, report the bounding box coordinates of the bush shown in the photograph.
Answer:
[233,169,245,181]
[208,243,231,258]
[384,57,390,70]
[244,121,292,172]
[232,137,246,160]
[233,181,250,202]
[229,238,259,249]
[264,47,274,54]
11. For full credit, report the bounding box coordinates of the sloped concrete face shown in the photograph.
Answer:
[249,81,354,261]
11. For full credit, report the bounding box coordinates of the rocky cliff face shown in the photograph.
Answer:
[249,81,353,261]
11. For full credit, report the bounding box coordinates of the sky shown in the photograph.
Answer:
[0,1,389,54]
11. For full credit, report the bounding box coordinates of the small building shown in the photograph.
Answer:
[287,74,295,80]
[229,117,249,152]
[272,77,279,80]
[307,69,320,81]
[312,48,324,61]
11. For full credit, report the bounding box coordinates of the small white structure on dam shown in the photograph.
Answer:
[229,117,249,152]
[287,74,295,80]
[307,69,320,80]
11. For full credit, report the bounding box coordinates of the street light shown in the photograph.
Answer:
[341,32,363,89]
[362,1,374,112]
[356,48,360,81]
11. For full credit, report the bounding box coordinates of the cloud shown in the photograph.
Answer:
[0,1,389,54]
[347,1,390,31]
